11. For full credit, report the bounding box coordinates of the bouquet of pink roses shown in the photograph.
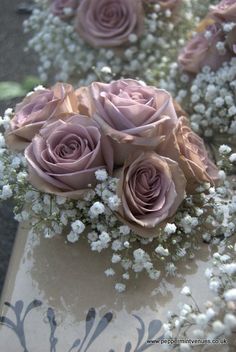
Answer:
[1,79,235,291]
[24,0,206,84]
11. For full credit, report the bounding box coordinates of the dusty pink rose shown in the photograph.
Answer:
[51,0,79,20]
[210,0,236,23]
[76,0,144,48]
[157,117,219,193]
[90,79,178,165]
[116,152,186,237]
[178,23,233,74]
[7,83,78,151]
[25,115,113,198]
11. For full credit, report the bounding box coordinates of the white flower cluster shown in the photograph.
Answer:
[161,58,236,140]
[0,102,235,293]
[23,0,208,84]
[162,241,236,352]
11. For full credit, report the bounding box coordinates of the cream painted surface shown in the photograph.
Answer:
[0,224,229,351]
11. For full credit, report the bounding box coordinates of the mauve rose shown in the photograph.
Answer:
[7,83,78,151]
[25,115,113,199]
[210,0,236,23]
[51,0,79,20]
[89,79,178,165]
[116,152,186,237]
[76,0,144,48]
[157,117,219,193]
[178,23,233,74]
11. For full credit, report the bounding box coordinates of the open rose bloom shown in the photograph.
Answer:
[7,79,219,238]
[178,0,236,74]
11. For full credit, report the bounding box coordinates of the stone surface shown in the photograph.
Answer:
[0,0,37,294]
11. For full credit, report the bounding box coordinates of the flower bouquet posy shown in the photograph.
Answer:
[1,78,236,292]
[23,0,213,83]
[161,0,236,140]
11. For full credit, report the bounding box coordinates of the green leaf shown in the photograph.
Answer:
[0,81,26,101]
[22,76,42,91]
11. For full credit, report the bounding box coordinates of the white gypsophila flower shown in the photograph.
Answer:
[55,195,67,205]
[122,272,130,280]
[99,231,110,244]
[0,134,5,148]
[104,268,115,277]
[112,239,122,251]
[209,279,220,293]
[195,314,208,327]
[133,248,145,262]
[218,170,226,181]
[212,321,225,334]
[123,241,129,248]
[67,231,79,243]
[121,259,132,270]
[205,268,213,279]
[100,66,112,74]
[1,184,13,199]
[219,145,232,155]
[155,245,169,257]
[229,153,236,163]
[89,202,105,217]
[101,189,113,202]
[224,314,236,329]
[84,189,96,202]
[32,203,43,213]
[181,286,191,296]
[119,225,130,236]
[148,269,160,280]
[71,220,85,234]
[180,215,198,233]
[90,240,104,252]
[224,288,236,301]
[17,171,28,183]
[11,156,21,168]
[88,231,98,242]
[206,308,215,320]
[164,223,177,235]
[43,194,51,205]
[115,283,126,293]
[221,263,236,275]
[108,195,121,211]
[95,169,108,181]
[111,254,121,264]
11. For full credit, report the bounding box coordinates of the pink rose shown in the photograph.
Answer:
[89,79,178,165]
[51,0,79,20]
[178,23,233,74]
[76,0,144,48]
[210,0,236,23]
[25,115,113,198]
[6,83,78,151]
[116,152,186,237]
[157,117,219,193]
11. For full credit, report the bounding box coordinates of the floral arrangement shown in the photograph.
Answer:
[162,239,236,351]
[0,78,235,293]
[23,0,216,84]
[160,0,236,142]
